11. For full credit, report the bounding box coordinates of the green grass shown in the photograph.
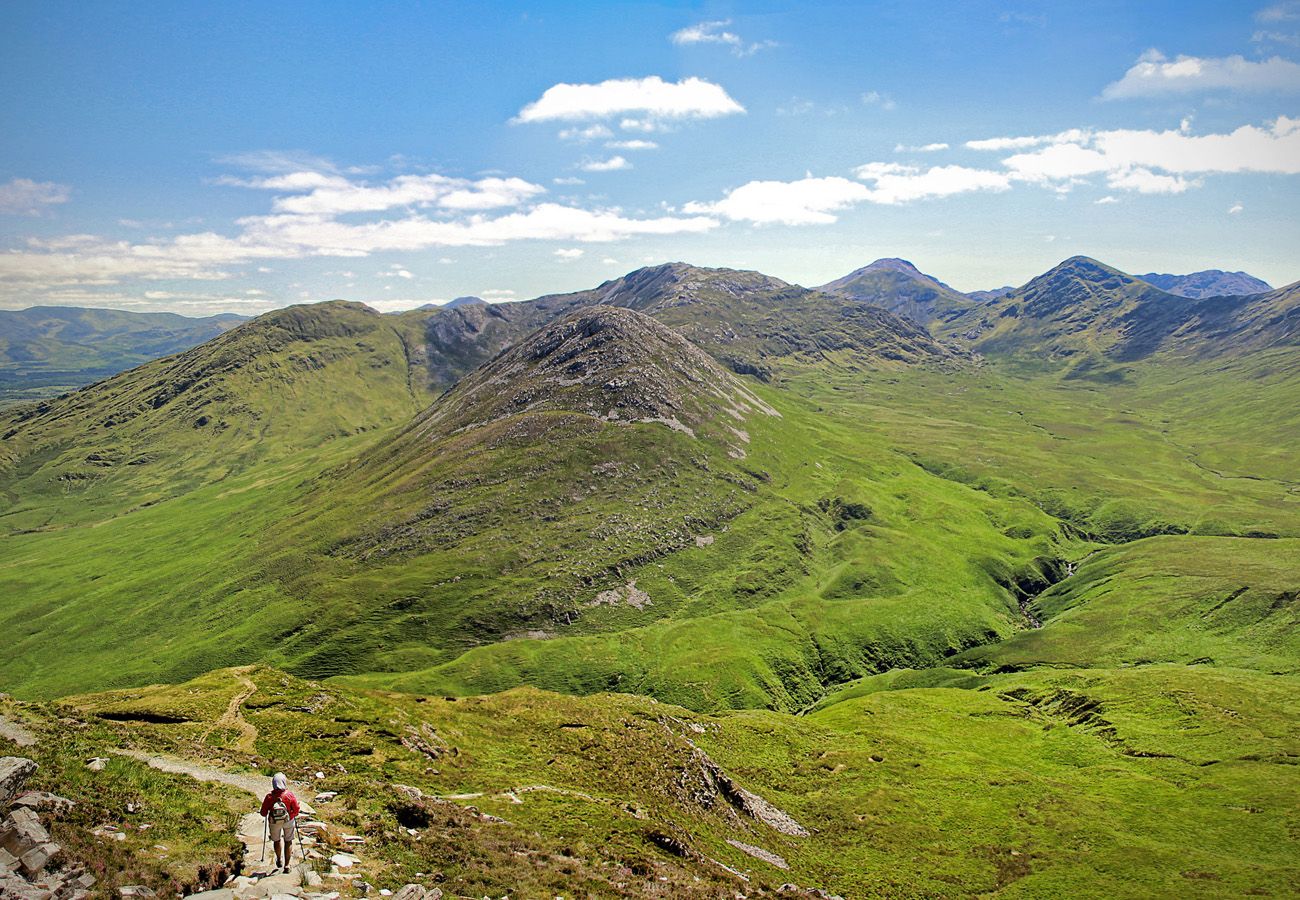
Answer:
[51,663,1300,898]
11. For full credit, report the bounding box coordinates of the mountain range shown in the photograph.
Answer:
[1,253,1297,897]
[0,305,245,405]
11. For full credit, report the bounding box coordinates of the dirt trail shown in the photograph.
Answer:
[112,750,334,899]
[199,671,259,754]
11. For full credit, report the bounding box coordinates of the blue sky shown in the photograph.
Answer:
[1,0,1298,315]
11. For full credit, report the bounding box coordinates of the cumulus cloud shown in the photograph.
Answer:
[580,156,631,172]
[515,76,745,124]
[0,178,72,215]
[686,163,1012,224]
[1102,49,1300,98]
[685,176,871,225]
[554,247,584,260]
[854,163,1012,203]
[0,160,718,292]
[227,172,548,216]
[995,117,1300,184]
[670,19,776,56]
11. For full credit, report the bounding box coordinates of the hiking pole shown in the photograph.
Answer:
[261,816,267,862]
[294,819,307,870]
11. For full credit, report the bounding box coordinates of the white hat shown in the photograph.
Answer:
[271,772,288,791]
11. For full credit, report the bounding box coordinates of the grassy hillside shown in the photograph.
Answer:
[0,301,432,530]
[38,663,1300,898]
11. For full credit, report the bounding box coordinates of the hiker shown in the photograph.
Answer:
[259,772,301,873]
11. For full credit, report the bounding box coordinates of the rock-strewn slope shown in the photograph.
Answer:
[409,304,778,445]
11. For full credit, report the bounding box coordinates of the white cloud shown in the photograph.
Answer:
[1102,49,1300,98]
[580,156,631,172]
[1257,1,1300,21]
[0,190,718,291]
[687,163,1013,224]
[1105,167,1196,194]
[853,163,1012,204]
[0,178,72,215]
[1229,201,1245,214]
[558,124,614,142]
[894,142,950,152]
[245,288,267,295]
[685,176,872,225]
[515,76,745,124]
[554,247,584,260]
[860,91,897,110]
[229,172,547,216]
[480,289,515,298]
[1095,195,1119,204]
[378,265,415,279]
[1254,29,1300,46]
[996,117,1300,184]
[552,176,585,185]
[606,139,659,150]
[670,19,776,56]
[601,257,619,265]
[964,129,1091,151]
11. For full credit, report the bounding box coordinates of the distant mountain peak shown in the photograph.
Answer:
[815,257,969,325]
[445,295,486,308]
[1136,270,1272,299]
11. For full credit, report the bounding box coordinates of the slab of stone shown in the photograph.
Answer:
[0,757,37,806]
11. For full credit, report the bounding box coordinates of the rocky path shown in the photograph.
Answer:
[113,751,338,900]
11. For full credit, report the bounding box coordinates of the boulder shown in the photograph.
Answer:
[0,758,37,806]
[118,887,157,898]
[182,891,234,900]
[1,807,50,857]
[12,793,74,815]
[390,886,434,900]
[18,841,60,877]
[312,792,337,803]
[85,758,108,772]
[0,871,52,900]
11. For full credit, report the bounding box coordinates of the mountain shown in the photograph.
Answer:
[941,255,1299,372]
[0,301,432,528]
[1137,269,1272,298]
[528,262,953,378]
[967,285,1015,302]
[816,258,975,328]
[443,295,486,308]
[0,305,245,404]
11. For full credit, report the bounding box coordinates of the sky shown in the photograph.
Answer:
[1,0,1298,316]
